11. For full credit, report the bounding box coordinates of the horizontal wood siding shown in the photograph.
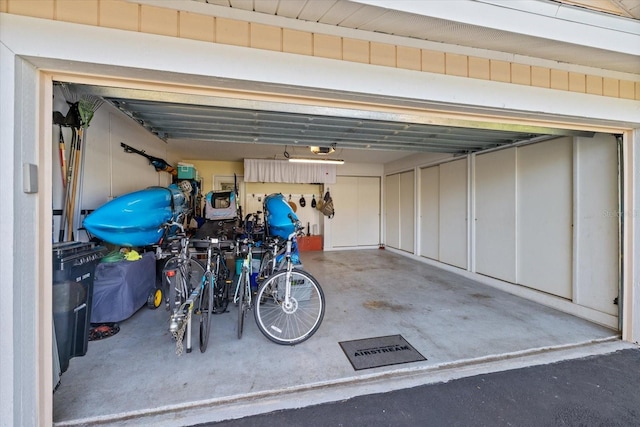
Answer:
[2,0,638,100]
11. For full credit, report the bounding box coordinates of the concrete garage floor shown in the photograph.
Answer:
[52,249,623,426]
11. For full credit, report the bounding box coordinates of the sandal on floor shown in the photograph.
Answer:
[89,323,120,341]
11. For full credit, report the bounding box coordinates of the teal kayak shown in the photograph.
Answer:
[83,185,186,247]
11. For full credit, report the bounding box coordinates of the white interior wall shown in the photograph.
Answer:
[330,176,381,248]
[438,159,468,268]
[384,173,400,249]
[419,165,440,259]
[400,170,416,253]
[332,177,360,247]
[357,177,382,246]
[51,90,172,243]
[384,170,415,253]
[574,134,619,315]
[475,148,517,283]
[517,138,573,298]
[414,136,619,318]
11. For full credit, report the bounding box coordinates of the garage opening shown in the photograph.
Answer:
[49,78,624,425]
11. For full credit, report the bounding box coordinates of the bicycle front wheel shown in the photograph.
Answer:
[254,269,325,345]
[199,272,214,353]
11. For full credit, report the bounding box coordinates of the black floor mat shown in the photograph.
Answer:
[339,334,426,370]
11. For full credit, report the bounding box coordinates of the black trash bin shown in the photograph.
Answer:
[52,242,106,373]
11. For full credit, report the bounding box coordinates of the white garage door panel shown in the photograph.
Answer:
[475,148,517,283]
[420,166,439,259]
[517,138,573,298]
[575,135,619,315]
[357,177,381,246]
[439,159,467,268]
[400,170,415,253]
[332,176,360,247]
[385,173,400,249]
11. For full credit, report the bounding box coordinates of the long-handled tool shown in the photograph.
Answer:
[59,127,77,242]
[120,142,177,177]
[56,85,104,241]
[58,126,67,187]
[66,127,84,241]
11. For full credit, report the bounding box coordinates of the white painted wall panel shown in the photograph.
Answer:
[331,176,380,247]
[420,166,439,259]
[475,148,517,283]
[357,177,381,246]
[439,159,467,268]
[575,135,619,315]
[385,173,400,249]
[332,176,359,247]
[400,170,415,253]
[517,138,573,298]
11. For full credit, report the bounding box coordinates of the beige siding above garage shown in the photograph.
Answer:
[1,0,637,101]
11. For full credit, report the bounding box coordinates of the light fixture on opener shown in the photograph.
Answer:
[310,146,335,155]
[288,158,344,165]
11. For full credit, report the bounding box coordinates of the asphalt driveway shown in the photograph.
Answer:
[202,348,640,427]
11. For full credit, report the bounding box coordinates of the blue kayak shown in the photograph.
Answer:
[83,185,186,247]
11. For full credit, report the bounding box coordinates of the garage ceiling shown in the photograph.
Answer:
[66,82,595,164]
[104,97,568,155]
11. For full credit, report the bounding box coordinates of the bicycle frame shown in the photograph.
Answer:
[234,237,255,339]
[280,233,297,304]
[234,239,253,305]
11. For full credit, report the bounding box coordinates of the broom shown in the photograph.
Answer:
[57,83,104,241]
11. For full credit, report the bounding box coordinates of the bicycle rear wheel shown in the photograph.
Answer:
[163,256,206,311]
[237,273,247,339]
[254,269,325,345]
[213,253,230,314]
[199,272,214,353]
[258,250,274,284]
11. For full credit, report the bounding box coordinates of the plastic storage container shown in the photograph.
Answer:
[177,163,197,179]
[52,242,106,373]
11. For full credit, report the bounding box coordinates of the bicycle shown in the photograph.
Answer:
[193,237,233,352]
[162,227,229,354]
[254,230,325,345]
[233,237,255,339]
[257,235,285,283]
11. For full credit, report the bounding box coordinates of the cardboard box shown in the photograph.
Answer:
[297,235,322,251]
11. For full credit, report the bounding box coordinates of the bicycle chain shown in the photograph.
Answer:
[171,310,192,356]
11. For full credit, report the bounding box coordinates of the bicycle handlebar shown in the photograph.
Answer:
[163,221,185,233]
